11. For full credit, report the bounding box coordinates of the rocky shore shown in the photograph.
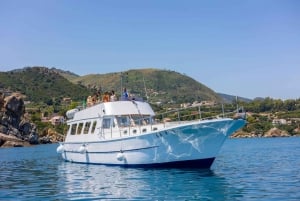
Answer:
[231,127,292,138]
[0,93,56,148]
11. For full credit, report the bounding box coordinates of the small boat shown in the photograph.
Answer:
[57,99,246,168]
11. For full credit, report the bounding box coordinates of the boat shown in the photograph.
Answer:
[57,98,246,168]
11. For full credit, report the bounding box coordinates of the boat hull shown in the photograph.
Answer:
[58,118,245,168]
[66,157,216,168]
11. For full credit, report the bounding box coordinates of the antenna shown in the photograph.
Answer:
[143,76,149,101]
[236,95,239,112]
[120,72,123,97]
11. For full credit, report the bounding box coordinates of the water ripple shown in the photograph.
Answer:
[1,138,300,200]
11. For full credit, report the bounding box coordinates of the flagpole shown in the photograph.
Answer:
[236,96,239,112]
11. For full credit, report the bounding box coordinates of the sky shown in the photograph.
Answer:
[0,0,299,100]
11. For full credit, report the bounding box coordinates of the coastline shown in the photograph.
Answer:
[1,131,299,148]
[231,129,300,138]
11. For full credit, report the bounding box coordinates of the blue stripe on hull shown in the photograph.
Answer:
[65,157,216,169]
[124,158,216,168]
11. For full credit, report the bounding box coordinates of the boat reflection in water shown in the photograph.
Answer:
[56,162,242,200]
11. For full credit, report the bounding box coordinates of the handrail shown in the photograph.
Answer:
[99,104,246,139]
[153,104,245,123]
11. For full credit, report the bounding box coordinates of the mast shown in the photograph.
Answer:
[236,95,239,112]
[143,76,149,101]
[120,72,123,97]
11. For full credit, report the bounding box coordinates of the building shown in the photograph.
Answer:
[50,116,65,126]
[272,118,287,125]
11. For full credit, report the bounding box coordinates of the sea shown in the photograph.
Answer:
[0,137,299,201]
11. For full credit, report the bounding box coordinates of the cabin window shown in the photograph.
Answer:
[116,116,130,127]
[131,115,141,126]
[129,115,151,126]
[102,118,111,129]
[77,123,84,135]
[91,121,97,134]
[83,122,91,134]
[70,124,77,135]
[142,116,152,125]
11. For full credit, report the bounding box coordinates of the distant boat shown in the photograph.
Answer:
[57,99,246,168]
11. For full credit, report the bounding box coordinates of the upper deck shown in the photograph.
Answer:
[67,100,155,123]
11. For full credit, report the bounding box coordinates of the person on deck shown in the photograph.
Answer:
[102,91,110,102]
[122,88,129,100]
[110,90,117,101]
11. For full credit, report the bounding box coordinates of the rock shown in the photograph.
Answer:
[0,93,5,110]
[39,136,52,144]
[19,121,32,136]
[28,131,39,144]
[4,96,24,128]
[1,140,29,148]
[0,138,4,146]
[41,128,64,143]
[0,133,30,147]
[0,94,39,147]
[231,128,291,138]
[4,95,25,118]
[8,126,21,137]
[293,127,300,134]
[264,127,290,137]
[0,125,8,134]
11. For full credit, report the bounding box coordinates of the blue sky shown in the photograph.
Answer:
[1,0,299,100]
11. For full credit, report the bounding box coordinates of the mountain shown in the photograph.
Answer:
[0,67,89,103]
[50,67,80,81]
[63,68,221,104]
[0,67,221,104]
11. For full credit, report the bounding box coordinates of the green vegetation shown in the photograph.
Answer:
[67,68,221,104]
[241,98,300,136]
[1,67,221,105]
[1,66,299,138]
[0,67,90,103]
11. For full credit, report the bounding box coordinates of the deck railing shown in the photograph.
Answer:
[154,104,245,124]
[101,104,246,138]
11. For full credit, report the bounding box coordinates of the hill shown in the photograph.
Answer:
[0,67,221,104]
[66,68,221,104]
[50,67,80,81]
[0,67,89,103]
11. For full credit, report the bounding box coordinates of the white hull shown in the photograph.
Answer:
[58,118,245,168]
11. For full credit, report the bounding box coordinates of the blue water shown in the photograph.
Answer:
[1,138,300,201]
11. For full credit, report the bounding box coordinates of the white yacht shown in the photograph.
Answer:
[57,99,246,168]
